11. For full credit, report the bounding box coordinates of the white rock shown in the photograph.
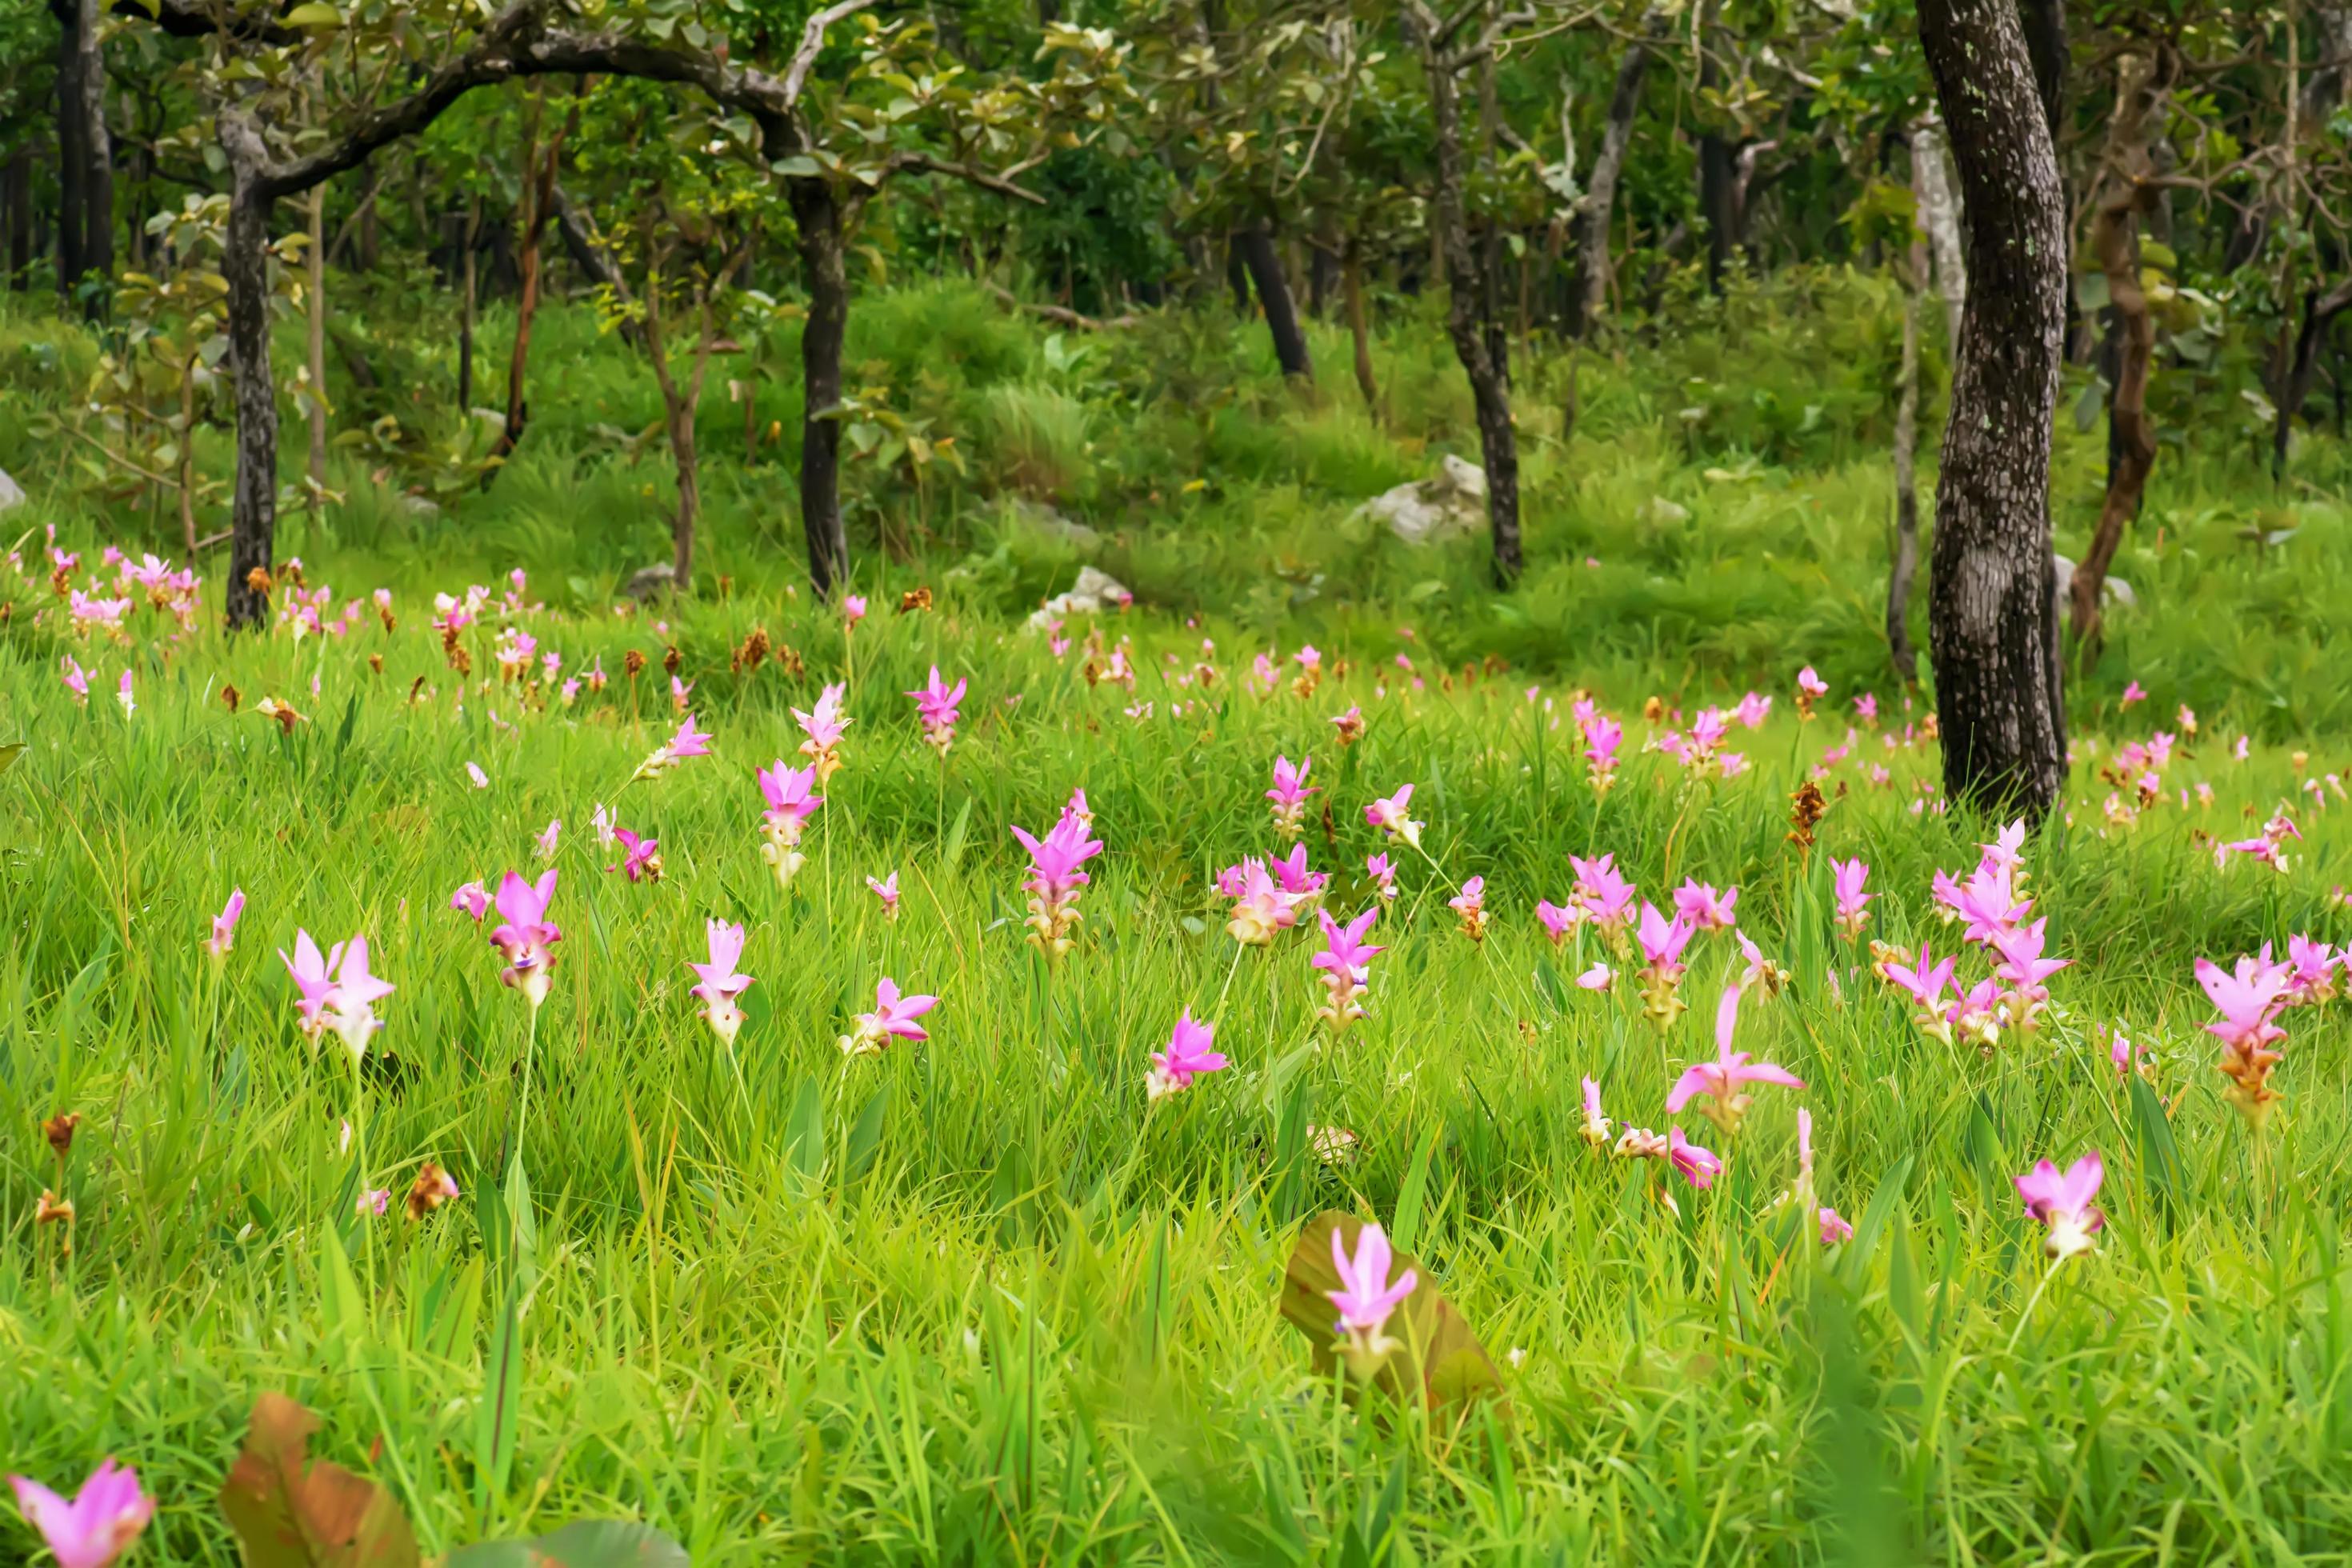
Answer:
[2051,553,2137,613]
[1355,454,1487,546]
[1026,565,1133,630]
[0,469,23,513]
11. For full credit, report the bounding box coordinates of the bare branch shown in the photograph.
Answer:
[783,0,880,111]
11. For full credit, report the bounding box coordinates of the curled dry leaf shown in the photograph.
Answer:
[1278,1210,1507,1417]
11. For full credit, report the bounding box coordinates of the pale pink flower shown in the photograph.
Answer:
[1266,754,1318,838]
[7,1458,154,1568]
[843,593,868,626]
[1579,1076,1613,1145]
[688,918,754,1046]
[2120,681,2146,707]
[1570,853,1638,931]
[868,872,902,919]
[1364,785,1423,849]
[1447,875,1488,942]
[535,820,561,862]
[1366,854,1398,902]
[61,656,90,703]
[1818,1208,1854,1244]
[1577,961,1615,990]
[839,977,939,1056]
[356,1188,391,1217]
[466,761,490,790]
[793,685,852,781]
[1671,880,1738,931]
[114,670,134,717]
[906,666,967,753]
[1326,1222,1417,1375]
[1012,812,1105,958]
[2015,1151,2106,1259]
[1797,666,1828,698]
[206,889,246,958]
[1666,986,1803,1130]
[1537,899,1577,944]
[2196,954,2291,1051]
[1733,691,1772,729]
[450,880,492,921]
[1829,858,1873,938]
[1582,714,1623,794]
[610,827,661,882]
[1990,918,2070,1025]
[488,869,562,1006]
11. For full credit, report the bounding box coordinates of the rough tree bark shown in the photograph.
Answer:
[1406,0,1522,584]
[1568,29,1651,339]
[1917,0,2070,819]
[2070,55,2163,647]
[73,0,110,305]
[1910,118,1965,354]
[1237,222,1313,381]
[221,129,277,631]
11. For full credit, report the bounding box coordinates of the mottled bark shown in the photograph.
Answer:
[792,178,850,598]
[1910,118,1965,354]
[1238,222,1313,381]
[222,134,276,631]
[1918,0,2070,818]
[1569,33,1650,338]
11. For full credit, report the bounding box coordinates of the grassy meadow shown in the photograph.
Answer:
[3,274,2352,1562]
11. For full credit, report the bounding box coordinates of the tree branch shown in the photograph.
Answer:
[782,0,879,111]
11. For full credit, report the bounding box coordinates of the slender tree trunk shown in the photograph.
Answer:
[1910,118,1966,354]
[639,255,702,586]
[305,182,330,506]
[51,3,86,294]
[490,101,570,471]
[1570,32,1651,338]
[2070,57,2162,647]
[1342,245,1378,412]
[458,194,481,410]
[1918,0,2070,819]
[73,0,110,310]
[1238,222,1313,381]
[2275,280,2352,474]
[791,177,850,597]
[178,352,199,559]
[1406,6,1522,584]
[1889,237,1926,683]
[2,150,30,288]
[222,162,278,631]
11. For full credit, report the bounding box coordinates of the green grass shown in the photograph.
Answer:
[3,574,2352,1562]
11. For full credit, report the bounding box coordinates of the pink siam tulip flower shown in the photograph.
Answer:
[1579,1077,1614,1145]
[1666,986,1804,1133]
[1330,706,1366,746]
[488,869,563,1007]
[1012,811,1105,958]
[1577,961,1615,990]
[1989,918,2070,1026]
[1853,692,1878,725]
[1634,902,1697,1027]
[610,828,662,882]
[1226,860,1303,946]
[1795,665,1828,720]
[1946,977,2006,1050]
[466,762,490,790]
[1447,876,1488,942]
[907,666,967,754]
[868,872,902,919]
[450,880,492,921]
[2015,1151,2106,1260]
[2196,954,2291,1052]
[793,684,853,782]
[1818,1208,1855,1244]
[1364,785,1424,850]
[1063,787,1094,832]
[319,936,394,1063]
[1326,1222,1418,1378]
[842,593,868,626]
[115,670,134,717]
[1266,754,1318,838]
[1790,1108,1854,1244]
[535,820,561,862]
[61,656,90,704]
[356,1188,391,1217]
[280,931,340,1038]
[2120,681,2146,707]
[839,977,939,1057]
[1536,899,1577,944]
[1366,854,1398,902]
[687,918,754,1047]
[1734,929,1790,996]
[1312,906,1382,1031]
[1733,691,1772,729]
[7,1458,154,1568]
[1671,880,1738,931]
[1829,858,1874,938]
[1267,843,1329,902]
[1667,1126,1723,1187]
[1882,941,1958,1042]
[2282,934,2342,1006]
[1570,854,1638,934]
[756,760,825,886]
[670,674,694,712]
[1582,714,1623,796]
[206,889,246,958]
[1146,1010,1229,1099]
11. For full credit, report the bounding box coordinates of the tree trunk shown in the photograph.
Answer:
[2070,58,2162,648]
[51,2,86,294]
[490,104,570,472]
[1889,237,1926,684]
[1342,245,1378,412]
[2304,2,2352,125]
[1225,234,1251,314]
[1570,34,1650,338]
[2,149,30,288]
[73,0,110,310]
[1407,9,1522,584]
[178,352,200,559]
[791,178,850,598]
[1918,0,2070,820]
[458,194,481,410]
[1238,222,1313,381]
[639,253,702,586]
[222,169,277,631]
[305,182,330,506]
[1910,118,1966,354]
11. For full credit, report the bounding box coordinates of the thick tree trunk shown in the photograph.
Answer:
[1918,0,2070,819]
[2070,58,2162,647]
[1910,118,1966,354]
[792,178,850,598]
[1342,246,1378,412]
[222,168,277,631]
[1238,222,1313,381]
[1570,34,1650,339]
[1890,244,1925,684]
[1407,9,1522,584]
[51,4,86,293]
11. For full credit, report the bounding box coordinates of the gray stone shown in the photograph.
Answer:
[1355,454,1487,546]
[1026,565,1134,630]
[624,562,678,601]
[2051,553,2137,614]
[1006,497,1102,553]
[0,468,23,514]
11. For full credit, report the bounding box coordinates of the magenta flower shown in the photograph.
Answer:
[1447,876,1488,942]
[1366,853,1398,902]
[1225,859,1303,946]
[1012,811,1106,958]
[1577,961,1614,990]
[450,880,491,921]
[2120,680,2146,707]
[688,918,754,1046]
[1064,788,1094,831]
[868,872,902,920]
[1990,918,2070,1025]
[1330,705,1366,745]
[1733,691,1772,729]
[1671,880,1738,931]
[1582,714,1623,795]
[8,1458,154,1568]
[1636,902,1696,971]
[666,714,711,760]
[2195,954,2291,1051]
[1829,857,1873,938]
[279,931,340,1038]
[321,935,394,1064]
[1536,899,1577,944]
[1668,1126,1723,1187]
[1147,1009,1230,1100]
[1270,843,1328,898]
[61,656,90,704]
[1853,692,1878,724]
[610,827,662,883]
[206,889,246,958]
[2015,1151,2106,1260]
[1734,929,1788,995]
[840,977,938,1056]
[1666,986,1803,1131]
[1266,754,1318,838]
[1312,906,1382,1031]
[1883,941,1958,1033]
[907,666,967,754]
[793,683,853,782]
[488,868,563,1008]
[1798,666,1828,698]
[1326,1222,1418,1375]
[843,593,868,626]
[756,760,824,887]
[1364,785,1423,849]
[356,1188,391,1217]
[1579,1076,1612,1146]
[2284,934,2342,1006]
[1570,854,1638,932]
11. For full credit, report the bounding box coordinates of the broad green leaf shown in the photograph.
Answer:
[283,1,342,25]
[218,1393,420,1568]
[474,1283,524,1525]
[442,1521,689,1567]
[1279,1211,1506,1416]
